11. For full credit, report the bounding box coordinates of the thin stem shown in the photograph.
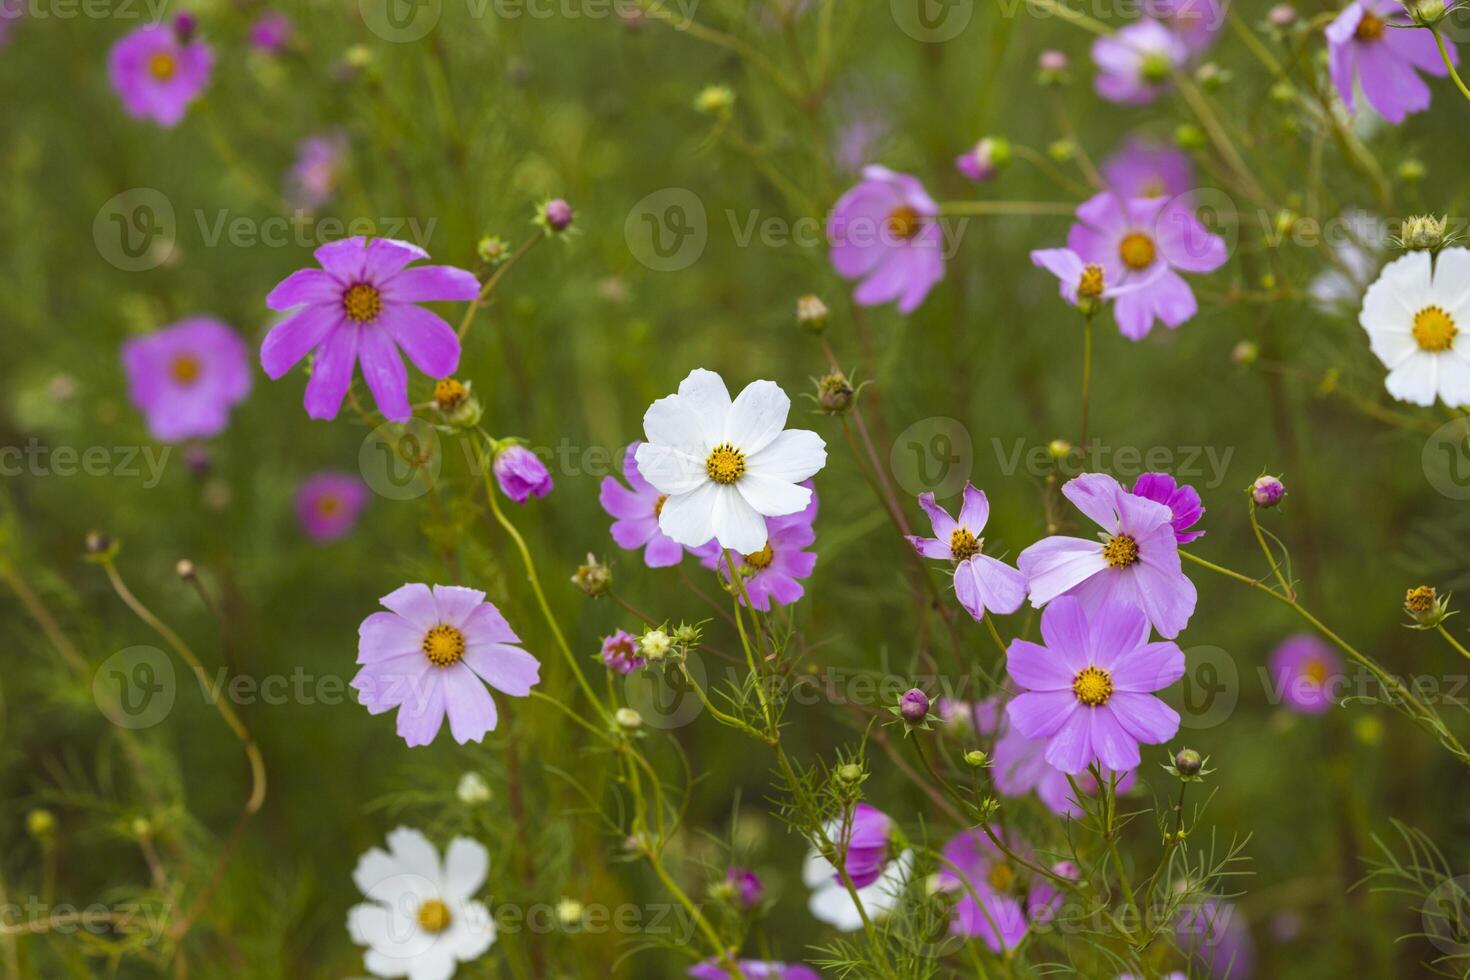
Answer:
[457,229,546,340]
[1434,28,1470,103]
[1248,505,1294,599]
[1437,624,1470,664]
[939,200,1077,216]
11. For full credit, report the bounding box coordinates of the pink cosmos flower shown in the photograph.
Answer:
[1177,898,1256,979]
[247,10,291,53]
[828,165,944,314]
[1131,472,1204,544]
[905,483,1027,623]
[286,132,348,212]
[1030,247,1158,308]
[1006,596,1184,774]
[1066,191,1227,339]
[827,803,892,888]
[699,484,818,611]
[262,237,479,422]
[939,830,1070,951]
[600,441,707,567]
[1145,0,1224,54]
[1268,633,1344,714]
[295,471,369,541]
[1091,19,1187,105]
[122,317,252,442]
[493,445,553,503]
[979,697,1138,818]
[109,20,213,127]
[688,962,819,980]
[724,867,764,910]
[1327,0,1455,124]
[599,629,645,675]
[1017,472,1198,639]
[351,584,541,747]
[955,138,1005,183]
[1101,136,1194,200]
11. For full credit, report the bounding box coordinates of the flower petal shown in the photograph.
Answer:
[462,644,541,697]
[266,268,342,310]
[736,473,811,519]
[1108,691,1180,744]
[302,322,359,421]
[1006,689,1079,739]
[712,484,768,553]
[441,663,498,744]
[634,443,707,496]
[431,586,487,629]
[380,583,438,631]
[1089,707,1141,771]
[746,429,827,483]
[380,304,461,378]
[1109,641,1186,692]
[355,325,411,423]
[724,379,791,455]
[658,481,719,548]
[1043,707,1093,774]
[260,304,342,379]
[1006,638,1077,691]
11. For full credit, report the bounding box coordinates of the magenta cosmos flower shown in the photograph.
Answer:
[688,962,818,980]
[827,803,891,888]
[1018,473,1197,638]
[699,484,818,611]
[1131,472,1204,543]
[599,629,645,675]
[122,317,252,442]
[1091,18,1187,105]
[247,10,292,53]
[828,165,944,314]
[905,483,1027,623]
[493,445,553,503]
[295,471,368,541]
[1145,0,1224,54]
[352,584,540,746]
[286,132,347,212]
[1006,596,1184,774]
[939,830,1070,951]
[1177,898,1255,979]
[600,441,706,567]
[1030,247,1157,309]
[1269,633,1344,714]
[1327,0,1455,124]
[262,237,479,422]
[1101,136,1194,200]
[982,697,1137,818]
[109,20,213,127]
[1066,191,1226,340]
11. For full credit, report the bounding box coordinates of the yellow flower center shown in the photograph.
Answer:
[987,861,1015,892]
[1412,306,1457,353]
[342,283,383,323]
[1355,10,1385,41]
[434,378,468,410]
[1073,665,1114,706]
[1119,232,1156,271]
[1304,659,1328,684]
[1406,585,1437,613]
[705,443,746,485]
[744,543,775,569]
[170,354,201,385]
[1078,264,1106,299]
[949,527,980,561]
[1102,533,1139,568]
[1140,178,1167,198]
[654,495,667,517]
[317,494,341,516]
[421,625,465,668]
[148,51,177,81]
[887,205,922,240]
[416,899,452,934]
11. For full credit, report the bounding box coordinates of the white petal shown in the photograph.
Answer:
[404,946,456,980]
[1364,320,1419,371]
[802,848,836,888]
[354,847,403,897]
[711,485,769,553]
[808,882,866,932]
[643,392,709,455]
[1430,246,1470,311]
[1439,352,1470,407]
[364,948,415,978]
[634,443,707,495]
[443,901,496,961]
[441,838,489,902]
[659,481,719,547]
[737,473,811,518]
[386,827,443,883]
[676,368,732,445]
[1385,352,1439,406]
[746,429,827,483]
[723,380,791,455]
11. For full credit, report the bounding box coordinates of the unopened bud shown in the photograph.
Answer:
[175,559,196,580]
[571,553,612,597]
[899,688,929,723]
[817,371,854,415]
[797,294,829,333]
[1174,748,1203,775]
[1250,475,1286,508]
[615,707,643,731]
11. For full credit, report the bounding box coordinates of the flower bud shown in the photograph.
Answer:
[26,808,56,841]
[556,898,585,927]
[899,688,930,723]
[694,84,735,116]
[1174,748,1203,775]
[964,749,989,767]
[1267,3,1297,26]
[542,198,574,232]
[1173,123,1207,150]
[639,627,672,661]
[435,378,482,427]
[1140,51,1172,83]
[1250,475,1285,508]
[615,707,643,731]
[1397,159,1426,183]
[1404,585,1453,628]
[494,444,553,503]
[1398,214,1448,252]
[457,771,493,805]
[572,553,612,598]
[1196,62,1231,90]
[1403,0,1446,26]
[84,530,115,559]
[817,371,855,415]
[955,137,1010,183]
[477,235,509,264]
[796,294,829,333]
[1231,340,1259,366]
[1047,139,1076,162]
[173,11,196,42]
[724,867,764,910]
[835,763,864,783]
[1047,439,1072,461]
[175,558,196,580]
[1038,49,1070,85]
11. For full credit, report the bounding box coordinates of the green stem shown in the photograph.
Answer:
[1434,28,1470,103]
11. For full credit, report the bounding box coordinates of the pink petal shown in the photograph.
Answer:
[441,663,498,743]
[260,305,342,379]
[395,672,446,747]
[916,492,958,539]
[970,555,1027,616]
[1017,536,1107,606]
[1043,707,1093,774]
[1086,602,1151,668]
[1109,641,1186,692]
[958,483,990,532]
[381,304,462,378]
[266,268,342,310]
[1039,595,1093,667]
[302,322,359,421]
[381,264,480,303]
[380,583,437,630]
[1007,639,1077,691]
[460,602,519,644]
[1007,690,1079,739]
[355,325,410,422]
[462,644,541,697]
[1089,707,1140,771]
[358,611,422,664]
[1061,472,1125,530]
[1108,691,1180,744]
[431,585,487,629]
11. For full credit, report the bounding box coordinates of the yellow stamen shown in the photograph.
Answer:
[1355,10,1385,41]
[705,443,746,485]
[887,205,922,240]
[170,354,201,385]
[949,527,980,561]
[744,543,774,569]
[421,625,465,668]
[317,494,341,516]
[416,899,452,933]
[1119,232,1156,271]
[1078,264,1106,299]
[434,378,468,410]
[1102,534,1139,568]
[148,51,177,81]
[987,861,1015,892]
[1412,306,1457,353]
[1304,659,1328,684]
[342,283,383,323]
[1073,665,1114,706]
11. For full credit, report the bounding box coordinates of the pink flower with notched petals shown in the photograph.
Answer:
[1030,247,1160,308]
[1018,472,1197,639]
[1006,597,1184,774]
[295,470,368,541]
[351,584,540,747]
[828,165,944,314]
[1067,191,1226,340]
[905,483,1027,623]
[976,697,1138,817]
[1327,0,1456,124]
[1269,633,1344,714]
[1091,18,1186,105]
[600,441,709,567]
[109,20,213,127]
[122,317,252,442]
[261,237,479,423]
[699,484,818,611]
[939,829,1072,951]
[599,630,645,675]
[1131,472,1204,544]
[1101,136,1195,200]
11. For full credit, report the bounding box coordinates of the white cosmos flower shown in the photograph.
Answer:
[802,846,913,932]
[1360,248,1470,407]
[348,827,495,980]
[635,369,826,554]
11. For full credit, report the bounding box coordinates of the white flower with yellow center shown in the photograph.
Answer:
[348,827,495,980]
[635,369,826,554]
[1360,248,1470,407]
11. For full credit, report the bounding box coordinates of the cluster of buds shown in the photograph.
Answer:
[1404,585,1454,629]
[637,621,702,665]
[571,553,612,597]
